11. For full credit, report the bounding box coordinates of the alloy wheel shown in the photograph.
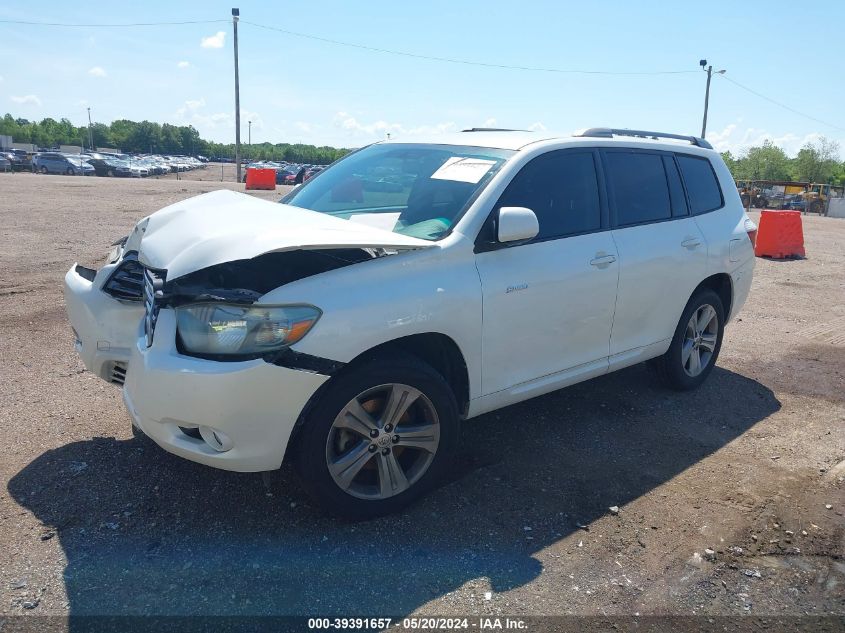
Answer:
[682,304,718,377]
[325,383,440,500]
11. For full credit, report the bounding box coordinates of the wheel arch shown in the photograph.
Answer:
[284,332,470,463]
[693,273,733,320]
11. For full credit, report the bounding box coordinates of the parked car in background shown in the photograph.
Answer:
[304,166,325,182]
[0,154,11,172]
[1,149,31,171]
[33,153,95,175]
[85,157,133,177]
[63,127,756,518]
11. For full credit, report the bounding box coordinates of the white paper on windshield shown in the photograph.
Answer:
[430,157,496,184]
[348,213,401,232]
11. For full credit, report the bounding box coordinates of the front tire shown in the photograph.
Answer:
[40,166,48,174]
[295,355,459,519]
[650,289,724,391]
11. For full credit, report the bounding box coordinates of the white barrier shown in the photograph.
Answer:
[828,198,845,219]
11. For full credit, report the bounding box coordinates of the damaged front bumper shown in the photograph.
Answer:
[123,310,329,471]
[64,262,330,472]
[63,263,144,383]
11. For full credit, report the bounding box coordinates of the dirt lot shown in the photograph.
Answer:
[0,171,842,624]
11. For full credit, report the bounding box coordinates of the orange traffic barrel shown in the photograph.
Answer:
[754,210,805,259]
[245,168,276,190]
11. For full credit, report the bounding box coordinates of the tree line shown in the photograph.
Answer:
[0,114,350,165]
[3,113,842,178]
[721,137,843,185]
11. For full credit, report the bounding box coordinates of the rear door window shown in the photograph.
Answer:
[676,154,723,214]
[603,151,671,227]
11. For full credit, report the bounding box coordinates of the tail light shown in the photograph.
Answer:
[744,218,758,247]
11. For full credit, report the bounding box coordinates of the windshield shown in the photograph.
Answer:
[280,143,513,241]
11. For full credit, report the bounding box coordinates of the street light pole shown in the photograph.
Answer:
[701,62,712,138]
[232,7,241,182]
[699,59,726,139]
[86,107,94,151]
[248,120,251,160]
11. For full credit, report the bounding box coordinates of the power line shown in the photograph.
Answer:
[8,13,841,136]
[0,18,227,27]
[717,74,845,133]
[241,20,698,76]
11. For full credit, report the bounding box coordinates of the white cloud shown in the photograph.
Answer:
[10,94,41,106]
[528,121,547,132]
[332,112,457,139]
[481,117,497,128]
[707,122,843,158]
[88,66,107,77]
[334,111,403,136]
[174,98,263,134]
[177,61,190,68]
[200,31,226,49]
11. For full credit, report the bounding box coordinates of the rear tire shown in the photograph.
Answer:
[650,289,725,391]
[294,354,459,519]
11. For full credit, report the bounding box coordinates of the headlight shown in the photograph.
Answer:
[176,304,321,356]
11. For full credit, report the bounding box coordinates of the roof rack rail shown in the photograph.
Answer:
[575,127,713,150]
[461,127,528,133]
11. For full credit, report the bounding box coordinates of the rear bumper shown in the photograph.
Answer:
[123,310,328,472]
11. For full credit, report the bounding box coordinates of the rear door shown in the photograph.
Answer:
[475,149,619,395]
[602,149,708,359]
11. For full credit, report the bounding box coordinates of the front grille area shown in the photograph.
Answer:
[109,361,128,385]
[102,253,144,301]
[143,267,165,347]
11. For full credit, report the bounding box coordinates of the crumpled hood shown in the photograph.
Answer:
[133,189,433,279]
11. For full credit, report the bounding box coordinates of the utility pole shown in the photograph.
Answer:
[86,107,94,151]
[248,120,251,160]
[232,7,241,182]
[699,59,726,139]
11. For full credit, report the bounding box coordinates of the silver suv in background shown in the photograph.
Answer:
[32,152,95,176]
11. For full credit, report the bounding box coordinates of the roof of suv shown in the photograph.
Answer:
[381,128,715,153]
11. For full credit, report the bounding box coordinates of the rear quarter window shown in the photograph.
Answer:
[676,154,724,214]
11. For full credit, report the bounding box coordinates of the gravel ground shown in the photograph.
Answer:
[0,171,842,621]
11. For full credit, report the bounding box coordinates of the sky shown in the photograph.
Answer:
[1,0,843,156]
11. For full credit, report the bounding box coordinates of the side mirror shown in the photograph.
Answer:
[497,206,539,243]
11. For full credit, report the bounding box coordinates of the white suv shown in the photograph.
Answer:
[64,128,756,518]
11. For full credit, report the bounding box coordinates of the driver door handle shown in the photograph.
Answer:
[681,237,702,249]
[590,254,617,268]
